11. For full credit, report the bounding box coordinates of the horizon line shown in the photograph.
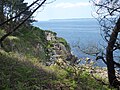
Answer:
[37,17,95,22]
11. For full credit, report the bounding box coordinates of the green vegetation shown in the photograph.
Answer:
[2,27,48,63]
[0,50,111,90]
[0,27,115,90]
[0,0,119,89]
[0,49,55,90]
[57,37,71,51]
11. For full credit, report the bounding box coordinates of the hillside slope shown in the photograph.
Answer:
[0,27,113,90]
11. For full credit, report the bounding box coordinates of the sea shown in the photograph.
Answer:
[34,18,108,67]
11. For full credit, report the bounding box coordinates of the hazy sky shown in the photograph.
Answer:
[24,0,96,21]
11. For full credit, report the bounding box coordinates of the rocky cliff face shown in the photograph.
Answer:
[1,27,77,65]
[45,31,77,65]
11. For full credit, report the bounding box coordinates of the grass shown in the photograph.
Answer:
[0,27,116,90]
[2,27,48,63]
[0,49,56,90]
[0,48,114,90]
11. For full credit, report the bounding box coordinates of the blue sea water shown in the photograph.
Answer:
[34,18,107,66]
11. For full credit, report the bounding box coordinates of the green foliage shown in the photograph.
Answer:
[0,49,114,90]
[0,0,33,30]
[2,26,49,63]
[49,64,113,90]
[0,27,115,90]
[57,37,71,51]
[0,49,55,90]
[0,29,6,37]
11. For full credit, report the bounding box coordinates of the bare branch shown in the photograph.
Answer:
[0,0,40,26]
[0,0,47,47]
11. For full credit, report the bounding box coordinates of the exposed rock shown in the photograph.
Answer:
[44,31,77,65]
[45,31,56,41]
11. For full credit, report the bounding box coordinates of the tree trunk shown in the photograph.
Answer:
[0,0,4,28]
[106,17,120,87]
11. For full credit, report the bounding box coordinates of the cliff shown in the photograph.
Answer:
[0,26,112,90]
[1,26,77,65]
[45,30,77,65]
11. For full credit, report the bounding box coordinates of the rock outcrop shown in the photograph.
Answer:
[45,31,77,65]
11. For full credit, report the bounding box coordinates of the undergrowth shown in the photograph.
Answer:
[0,27,116,90]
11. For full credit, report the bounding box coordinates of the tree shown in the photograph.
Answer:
[0,0,34,31]
[0,0,47,47]
[0,0,6,28]
[91,0,120,88]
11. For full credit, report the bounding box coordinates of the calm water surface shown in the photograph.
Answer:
[34,18,107,66]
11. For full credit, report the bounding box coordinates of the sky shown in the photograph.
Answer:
[24,0,97,21]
